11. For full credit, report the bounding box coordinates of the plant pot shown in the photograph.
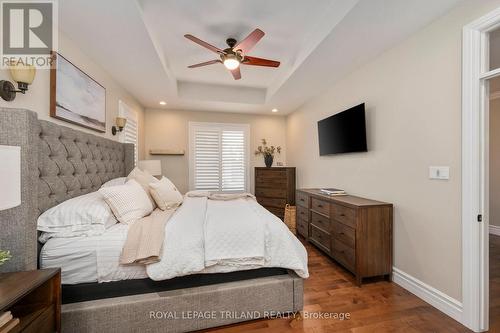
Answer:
[264,154,274,168]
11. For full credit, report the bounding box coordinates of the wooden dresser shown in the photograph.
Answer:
[255,167,296,220]
[296,189,393,285]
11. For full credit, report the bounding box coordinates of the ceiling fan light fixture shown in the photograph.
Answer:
[223,57,240,70]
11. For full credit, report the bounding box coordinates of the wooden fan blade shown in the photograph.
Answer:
[243,56,280,67]
[230,67,241,80]
[234,29,265,54]
[188,60,221,68]
[184,34,224,54]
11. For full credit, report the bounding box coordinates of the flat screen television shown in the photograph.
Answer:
[317,103,367,155]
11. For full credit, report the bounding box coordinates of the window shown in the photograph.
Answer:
[189,122,250,192]
[119,100,138,165]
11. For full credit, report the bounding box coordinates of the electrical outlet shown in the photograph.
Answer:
[429,166,450,180]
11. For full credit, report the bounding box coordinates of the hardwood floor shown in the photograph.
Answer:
[490,234,500,332]
[202,241,472,333]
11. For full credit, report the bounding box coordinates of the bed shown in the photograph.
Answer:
[0,108,305,333]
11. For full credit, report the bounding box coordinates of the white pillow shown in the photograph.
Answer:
[101,177,127,188]
[99,179,153,224]
[127,167,159,207]
[149,177,183,210]
[37,191,117,242]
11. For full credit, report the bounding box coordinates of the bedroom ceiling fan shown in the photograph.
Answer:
[184,28,280,80]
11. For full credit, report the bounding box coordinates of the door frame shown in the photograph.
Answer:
[462,7,500,332]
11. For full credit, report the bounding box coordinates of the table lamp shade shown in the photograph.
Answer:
[0,145,21,210]
[138,160,162,176]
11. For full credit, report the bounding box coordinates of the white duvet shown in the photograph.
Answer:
[146,196,309,280]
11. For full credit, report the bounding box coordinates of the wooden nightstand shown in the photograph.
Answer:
[0,268,61,332]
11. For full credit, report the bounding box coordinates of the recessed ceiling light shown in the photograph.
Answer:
[159,101,167,105]
[271,108,278,113]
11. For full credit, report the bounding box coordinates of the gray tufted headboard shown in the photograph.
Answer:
[0,108,135,273]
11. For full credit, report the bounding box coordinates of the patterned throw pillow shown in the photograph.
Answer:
[149,177,183,210]
[99,179,153,224]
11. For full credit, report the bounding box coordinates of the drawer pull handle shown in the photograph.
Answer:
[300,198,304,201]
[317,204,323,208]
[339,232,345,236]
[340,213,346,217]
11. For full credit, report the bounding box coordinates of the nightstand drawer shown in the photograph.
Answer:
[333,204,356,228]
[297,205,309,222]
[332,220,355,248]
[296,191,309,208]
[311,211,331,233]
[333,239,355,272]
[310,225,331,252]
[311,198,330,217]
[297,218,308,238]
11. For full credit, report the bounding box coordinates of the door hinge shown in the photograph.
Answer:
[477,214,482,222]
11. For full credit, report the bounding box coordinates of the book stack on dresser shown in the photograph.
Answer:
[0,311,19,333]
[296,188,393,285]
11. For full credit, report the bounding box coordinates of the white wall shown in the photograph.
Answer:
[286,0,500,301]
[144,108,287,194]
[0,32,146,158]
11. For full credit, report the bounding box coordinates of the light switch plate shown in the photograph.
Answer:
[429,166,450,180]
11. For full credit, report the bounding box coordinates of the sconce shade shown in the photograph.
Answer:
[116,117,127,128]
[0,145,21,210]
[138,160,162,176]
[9,63,36,84]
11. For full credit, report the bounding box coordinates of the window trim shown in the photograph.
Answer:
[188,121,250,192]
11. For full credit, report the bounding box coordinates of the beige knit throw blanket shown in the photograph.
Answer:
[186,191,256,201]
[120,208,177,265]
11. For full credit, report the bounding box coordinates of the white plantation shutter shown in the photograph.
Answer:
[119,100,138,165]
[189,122,249,192]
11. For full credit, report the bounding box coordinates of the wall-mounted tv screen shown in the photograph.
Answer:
[317,103,367,155]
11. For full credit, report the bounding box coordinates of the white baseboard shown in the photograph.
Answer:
[490,224,500,236]
[392,267,463,323]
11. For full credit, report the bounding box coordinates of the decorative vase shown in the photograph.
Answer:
[264,154,274,168]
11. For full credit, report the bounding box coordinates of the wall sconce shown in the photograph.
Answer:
[112,117,127,135]
[0,62,36,101]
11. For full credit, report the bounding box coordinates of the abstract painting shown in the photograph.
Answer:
[50,52,106,132]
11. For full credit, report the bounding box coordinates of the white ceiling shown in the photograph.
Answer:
[58,0,465,114]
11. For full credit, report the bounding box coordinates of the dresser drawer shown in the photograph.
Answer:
[255,169,287,179]
[332,220,355,248]
[311,211,331,233]
[296,205,309,222]
[297,218,308,238]
[332,239,355,271]
[296,191,309,208]
[311,198,330,217]
[332,204,356,228]
[255,177,287,188]
[310,225,331,252]
[266,206,284,219]
[255,187,287,198]
[257,197,286,209]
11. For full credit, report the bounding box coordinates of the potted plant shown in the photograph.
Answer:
[255,139,281,168]
[0,250,11,266]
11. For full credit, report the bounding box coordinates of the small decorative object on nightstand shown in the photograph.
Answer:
[0,268,61,332]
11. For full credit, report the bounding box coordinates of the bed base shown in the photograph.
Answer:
[62,272,303,333]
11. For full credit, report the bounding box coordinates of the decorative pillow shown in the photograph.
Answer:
[37,191,117,242]
[101,177,127,188]
[149,177,183,210]
[127,167,159,207]
[99,179,153,224]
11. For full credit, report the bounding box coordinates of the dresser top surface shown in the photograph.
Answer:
[255,167,295,170]
[298,188,392,208]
